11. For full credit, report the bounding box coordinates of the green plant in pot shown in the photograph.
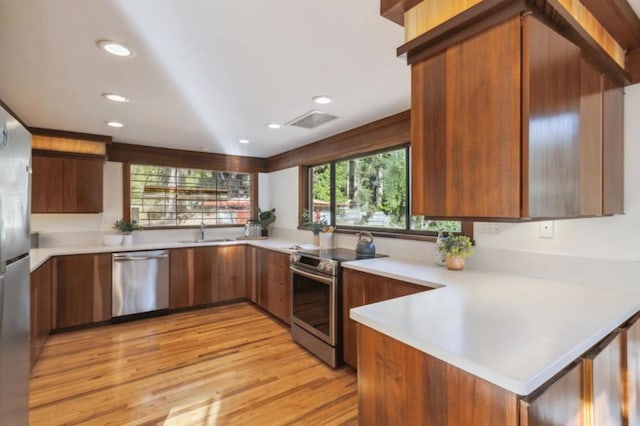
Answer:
[439,235,473,271]
[115,219,142,245]
[257,208,276,237]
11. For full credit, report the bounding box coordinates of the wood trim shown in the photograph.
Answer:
[107,142,267,173]
[32,149,105,161]
[0,97,29,129]
[381,0,422,26]
[628,47,640,84]
[266,111,410,172]
[123,163,131,222]
[250,173,259,221]
[29,127,112,144]
[580,0,640,49]
[404,0,483,41]
[298,166,309,228]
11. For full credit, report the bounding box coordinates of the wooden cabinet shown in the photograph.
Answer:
[520,362,584,426]
[411,15,622,220]
[625,314,640,426]
[245,246,260,303]
[31,154,103,213]
[342,268,429,368]
[602,76,624,215]
[30,260,52,369]
[257,248,291,324]
[170,245,246,309]
[52,254,111,329]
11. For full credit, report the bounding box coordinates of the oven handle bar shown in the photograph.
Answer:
[290,265,334,285]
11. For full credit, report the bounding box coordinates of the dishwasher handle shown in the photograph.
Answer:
[113,254,169,262]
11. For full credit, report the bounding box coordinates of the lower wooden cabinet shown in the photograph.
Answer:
[245,246,260,303]
[170,245,246,309]
[30,260,52,369]
[342,268,430,368]
[257,248,291,324]
[53,254,111,329]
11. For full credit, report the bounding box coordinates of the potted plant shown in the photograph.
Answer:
[439,235,473,271]
[257,208,276,237]
[302,208,328,246]
[115,219,143,246]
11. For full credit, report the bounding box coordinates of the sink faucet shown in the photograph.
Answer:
[199,222,206,241]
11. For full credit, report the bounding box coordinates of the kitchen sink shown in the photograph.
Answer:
[179,238,236,244]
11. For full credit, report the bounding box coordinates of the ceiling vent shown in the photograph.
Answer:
[286,110,338,129]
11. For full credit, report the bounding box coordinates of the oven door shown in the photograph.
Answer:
[290,265,336,346]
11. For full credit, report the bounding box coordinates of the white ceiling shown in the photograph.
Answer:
[0,0,410,158]
[630,0,640,17]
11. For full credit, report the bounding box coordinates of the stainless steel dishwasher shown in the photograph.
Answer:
[112,250,169,317]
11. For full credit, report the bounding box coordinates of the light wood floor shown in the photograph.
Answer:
[30,302,358,425]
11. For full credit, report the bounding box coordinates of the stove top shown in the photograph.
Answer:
[296,248,388,263]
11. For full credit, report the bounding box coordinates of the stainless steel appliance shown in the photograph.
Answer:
[0,107,32,424]
[112,250,169,317]
[290,248,388,368]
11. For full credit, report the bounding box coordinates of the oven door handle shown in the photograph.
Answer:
[290,265,334,285]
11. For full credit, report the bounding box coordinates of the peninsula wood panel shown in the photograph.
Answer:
[31,155,63,213]
[411,17,521,218]
[53,254,111,329]
[627,315,640,425]
[342,268,429,368]
[580,58,604,216]
[602,76,624,215]
[30,260,52,370]
[583,331,624,426]
[357,325,518,425]
[524,16,581,218]
[519,361,584,426]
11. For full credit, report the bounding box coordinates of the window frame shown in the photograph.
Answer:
[298,146,473,241]
[123,163,258,230]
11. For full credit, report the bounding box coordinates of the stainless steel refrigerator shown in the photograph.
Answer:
[0,105,31,424]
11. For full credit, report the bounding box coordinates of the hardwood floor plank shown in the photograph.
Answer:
[30,302,357,425]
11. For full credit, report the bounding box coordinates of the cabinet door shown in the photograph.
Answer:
[30,260,52,369]
[519,361,584,426]
[342,269,366,368]
[583,332,624,426]
[53,254,111,329]
[62,158,103,213]
[31,155,64,213]
[626,315,640,426]
[214,245,246,301]
[411,16,521,218]
[602,76,624,215]
[246,246,260,303]
[169,248,195,309]
[259,249,291,323]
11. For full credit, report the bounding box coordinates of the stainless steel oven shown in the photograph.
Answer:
[290,252,341,367]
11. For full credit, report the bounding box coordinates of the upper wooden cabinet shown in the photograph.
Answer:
[32,154,103,213]
[410,15,623,220]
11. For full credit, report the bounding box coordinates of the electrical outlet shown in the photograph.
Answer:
[538,221,554,239]
[477,223,502,235]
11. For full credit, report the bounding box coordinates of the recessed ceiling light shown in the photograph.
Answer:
[267,123,281,129]
[106,121,124,128]
[239,139,250,144]
[97,40,135,57]
[312,95,332,105]
[102,93,130,103]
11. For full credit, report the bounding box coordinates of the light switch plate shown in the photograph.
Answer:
[538,221,554,239]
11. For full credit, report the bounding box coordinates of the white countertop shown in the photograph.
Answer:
[29,238,302,272]
[346,257,640,395]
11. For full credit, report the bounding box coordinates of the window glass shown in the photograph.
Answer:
[310,164,331,224]
[130,165,251,227]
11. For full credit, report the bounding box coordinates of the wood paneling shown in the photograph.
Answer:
[583,331,625,426]
[29,127,112,144]
[602,76,624,215]
[626,315,640,425]
[581,0,640,49]
[520,361,584,426]
[342,268,429,368]
[357,325,518,425]
[404,0,482,41]
[31,156,63,213]
[53,254,111,329]
[169,245,247,309]
[107,142,266,173]
[580,58,604,216]
[411,17,521,218]
[29,303,358,425]
[524,16,581,218]
[31,135,106,156]
[30,260,52,370]
[380,0,421,25]
[266,111,410,172]
[245,246,260,303]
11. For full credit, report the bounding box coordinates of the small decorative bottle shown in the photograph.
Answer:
[435,231,446,267]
